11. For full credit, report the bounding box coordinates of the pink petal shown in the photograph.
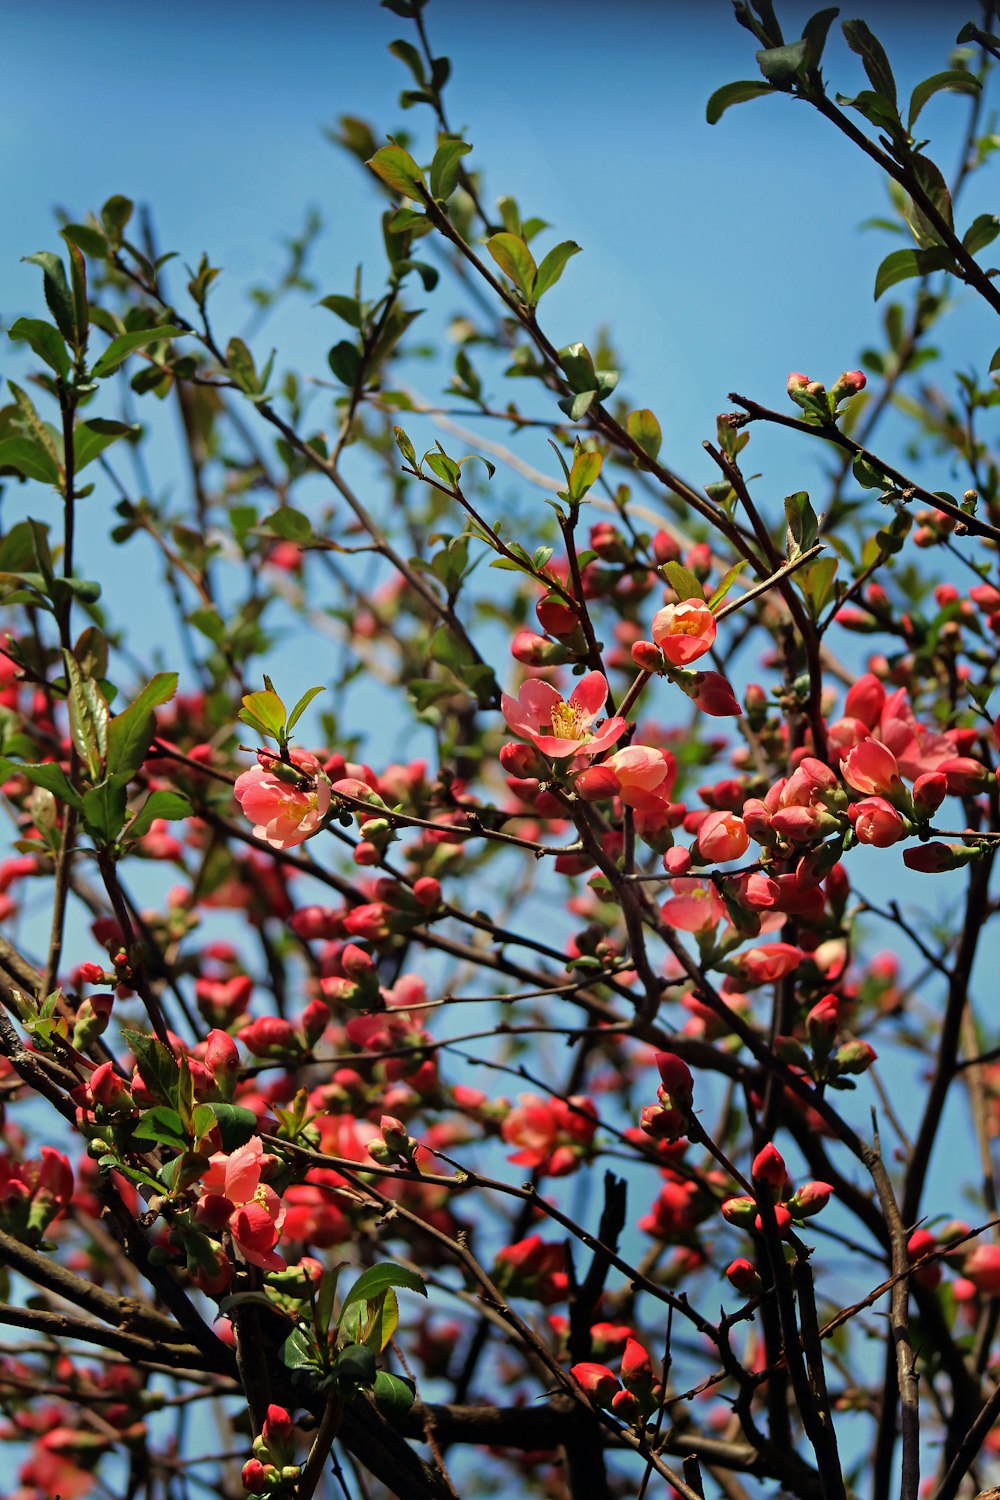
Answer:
[570,672,609,719]
[528,730,587,758]
[587,717,627,754]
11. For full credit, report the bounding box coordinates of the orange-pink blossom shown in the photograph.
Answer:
[234,747,331,850]
[650,599,717,666]
[501,671,625,759]
[196,1135,286,1270]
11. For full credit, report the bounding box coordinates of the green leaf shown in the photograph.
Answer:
[106,673,178,781]
[100,194,134,248]
[662,561,705,602]
[801,556,839,617]
[212,1103,258,1152]
[904,153,953,247]
[784,491,819,557]
[281,1326,320,1372]
[63,650,109,783]
[318,294,362,328]
[91,326,185,378]
[125,790,192,844]
[339,1263,427,1318]
[81,780,128,845]
[908,69,980,130]
[426,450,460,487]
[429,137,471,200]
[265,507,313,544]
[485,233,537,302]
[122,1029,179,1108]
[567,449,602,501]
[226,336,260,394]
[286,685,326,734]
[373,1369,416,1418]
[990,346,1000,375]
[65,241,88,355]
[842,18,897,104]
[706,79,773,124]
[189,606,226,645]
[874,246,952,299]
[558,342,598,393]
[533,240,581,301]
[7,317,70,378]
[74,418,137,472]
[328,341,362,387]
[367,144,426,199]
[801,7,840,69]
[239,689,286,740]
[8,382,61,470]
[332,1343,377,1388]
[963,214,1000,256]
[24,252,76,345]
[626,408,662,463]
[0,757,83,810]
[852,452,893,489]
[708,560,748,611]
[756,40,808,88]
[0,437,60,486]
[62,222,108,259]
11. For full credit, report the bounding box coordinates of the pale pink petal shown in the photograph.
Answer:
[586,717,627,754]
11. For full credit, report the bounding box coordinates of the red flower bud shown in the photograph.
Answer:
[788,1180,834,1218]
[620,1337,653,1395]
[751,1142,787,1194]
[654,1052,693,1107]
[412,876,441,908]
[570,1361,621,1406]
[725,1257,757,1292]
[631,640,665,673]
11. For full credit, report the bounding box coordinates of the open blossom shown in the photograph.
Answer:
[501,1094,598,1176]
[651,599,717,666]
[660,879,726,932]
[501,672,625,759]
[840,737,902,797]
[234,747,331,850]
[196,1136,286,1270]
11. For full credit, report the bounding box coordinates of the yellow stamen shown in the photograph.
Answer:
[550,702,586,739]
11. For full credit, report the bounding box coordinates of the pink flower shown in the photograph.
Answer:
[501,672,625,759]
[697,809,749,863]
[844,673,885,728]
[728,943,803,987]
[501,1094,598,1177]
[962,1243,1000,1296]
[197,1136,286,1270]
[660,879,726,933]
[234,747,331,850]
[603,744,676,810]
[840,737,902,797]
[848,796,907,847]
[651,600,717,666]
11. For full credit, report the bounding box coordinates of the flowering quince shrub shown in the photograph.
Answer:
[3,7,1000,1500]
